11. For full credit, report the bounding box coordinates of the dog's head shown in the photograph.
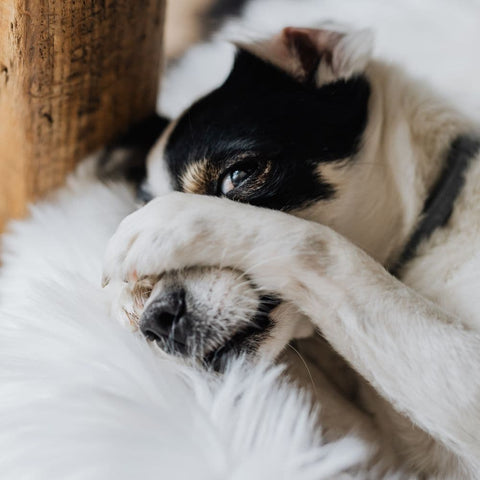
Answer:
[132,27,377,368]
[146,27,373,210]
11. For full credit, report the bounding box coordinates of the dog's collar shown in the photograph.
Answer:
[391,134,480,277]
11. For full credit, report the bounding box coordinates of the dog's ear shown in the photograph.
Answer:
[242,27,373,86]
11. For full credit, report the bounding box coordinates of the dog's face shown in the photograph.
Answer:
[155,50,369,211]
[135,27,374,367]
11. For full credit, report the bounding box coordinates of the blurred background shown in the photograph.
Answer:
[164,0,227,59]
[162,0,480,121]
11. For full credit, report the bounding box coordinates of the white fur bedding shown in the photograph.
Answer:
[1,1,480,478]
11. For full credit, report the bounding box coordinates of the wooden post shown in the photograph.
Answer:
[0,0,165,230]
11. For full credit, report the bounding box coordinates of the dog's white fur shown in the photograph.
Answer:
[105,26,480,478]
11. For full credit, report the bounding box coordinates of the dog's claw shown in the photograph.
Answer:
[102,275,110,288]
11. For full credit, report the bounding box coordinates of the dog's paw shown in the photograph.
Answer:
[102,192,234,286]
[103,192,282,288]
[102,191,338,303]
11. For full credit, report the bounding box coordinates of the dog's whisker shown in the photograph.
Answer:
[286,342,320,407]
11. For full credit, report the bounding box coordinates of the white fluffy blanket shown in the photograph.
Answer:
[2,1,480,478]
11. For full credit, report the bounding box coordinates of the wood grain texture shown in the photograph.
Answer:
[0,0,165,230]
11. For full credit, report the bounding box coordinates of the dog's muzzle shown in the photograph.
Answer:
[139,272,279,370]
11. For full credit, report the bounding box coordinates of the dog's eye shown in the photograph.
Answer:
[220,168,253,195]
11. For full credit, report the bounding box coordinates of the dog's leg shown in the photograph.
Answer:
[103,193,480,475]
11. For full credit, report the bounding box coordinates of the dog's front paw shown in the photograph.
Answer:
[103,192,210,286]
[102,191,340,306]
[102,192,280,288]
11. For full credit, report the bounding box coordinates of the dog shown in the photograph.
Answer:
[102,26,480,477]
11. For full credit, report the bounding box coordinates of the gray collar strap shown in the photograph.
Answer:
[391,134,480,277]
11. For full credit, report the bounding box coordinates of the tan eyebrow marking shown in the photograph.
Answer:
[181,159,220,194]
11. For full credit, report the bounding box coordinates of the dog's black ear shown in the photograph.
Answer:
[241,26,373,86]
[97,114,170,184]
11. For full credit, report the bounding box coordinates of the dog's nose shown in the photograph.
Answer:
[140,289,188,349]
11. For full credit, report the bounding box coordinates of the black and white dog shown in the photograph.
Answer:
[103,26,480,477]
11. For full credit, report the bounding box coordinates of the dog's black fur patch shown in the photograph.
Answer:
[164,50,371,211]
